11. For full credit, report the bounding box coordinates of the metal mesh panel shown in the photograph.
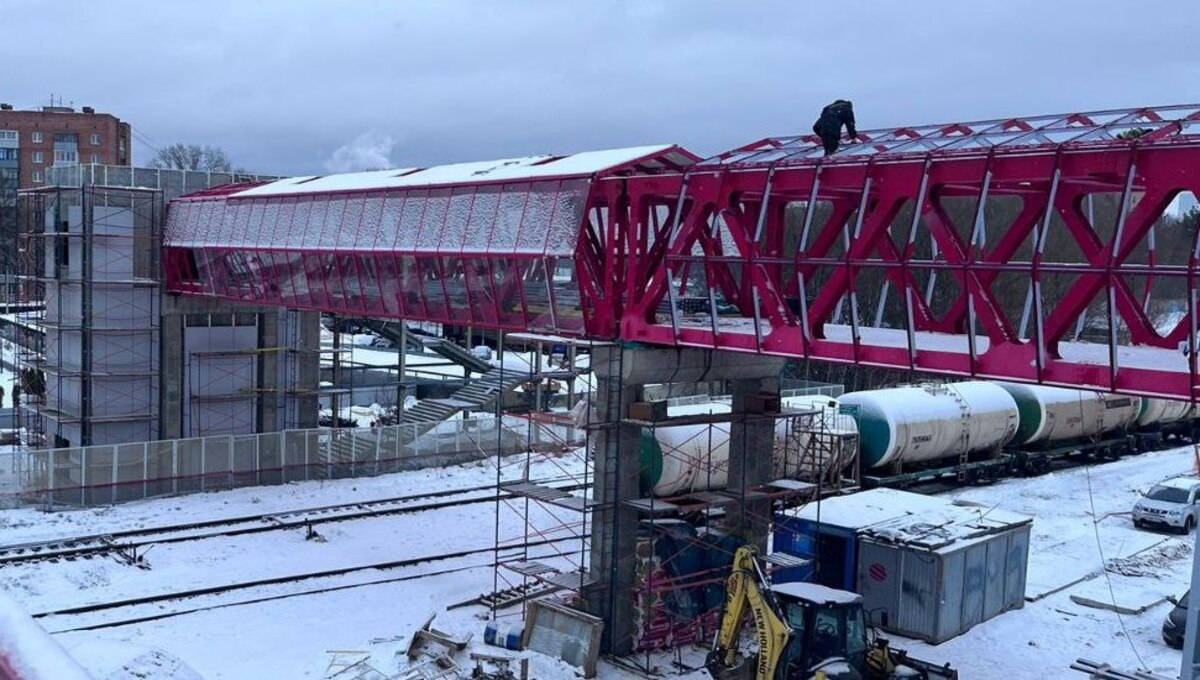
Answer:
[4,416,546,506]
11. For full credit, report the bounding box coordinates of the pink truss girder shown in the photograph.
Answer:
[616,105,1200,400]
[163,105,1200,399]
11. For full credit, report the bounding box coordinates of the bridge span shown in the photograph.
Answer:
[163,104,1200,399]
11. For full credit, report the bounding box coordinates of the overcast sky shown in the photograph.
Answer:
[2,0,1197,176]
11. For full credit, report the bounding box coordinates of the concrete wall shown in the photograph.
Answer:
[160,294,319,439]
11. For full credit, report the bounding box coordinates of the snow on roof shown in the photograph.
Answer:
[786,488,952,530]
[232,145,689,198]
[772,581,862,606]
[784,488,1031,551]
[1155,476,1200,491]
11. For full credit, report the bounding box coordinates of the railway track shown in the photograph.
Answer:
[0,476,588,568]
[37,536,588,634]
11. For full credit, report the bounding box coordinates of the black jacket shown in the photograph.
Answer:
[813,100,857,138]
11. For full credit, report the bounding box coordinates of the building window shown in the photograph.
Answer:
[53,150,78,165]
[0,149,16,161]
[90,153,99,164]
[32,171,43,183]
[0,130,16,142]
[31,132,42,143]
[90,133,100,146]
[32,151,43,164]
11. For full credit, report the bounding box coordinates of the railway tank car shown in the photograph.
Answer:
[1136,398,1193,429]
[994,383,1141,446]
[639,396,857,497]
[837,382,1020,470]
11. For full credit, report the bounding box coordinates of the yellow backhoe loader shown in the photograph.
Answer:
[706,545,957,680]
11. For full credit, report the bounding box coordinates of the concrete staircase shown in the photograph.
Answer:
[320,319,531,471]
[399,371,530,426]
[353,318,493,374]
[320,370,531,475]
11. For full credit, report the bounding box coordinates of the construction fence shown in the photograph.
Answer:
[0,414,584,508]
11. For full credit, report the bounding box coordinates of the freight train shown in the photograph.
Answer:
[639,395,858,497]
[638,382,1200,495]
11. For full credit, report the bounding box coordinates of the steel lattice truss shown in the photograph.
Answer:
[164,105,1200,399]
[614,104,1200,399]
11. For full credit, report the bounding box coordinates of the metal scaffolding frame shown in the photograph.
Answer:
[481,336,861,667]
[17,183,162,448]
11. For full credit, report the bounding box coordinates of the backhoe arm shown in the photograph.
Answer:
[707,545,793,680]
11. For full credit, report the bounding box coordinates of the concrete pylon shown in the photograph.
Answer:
[726,376,780,546]
[587,344,784,655]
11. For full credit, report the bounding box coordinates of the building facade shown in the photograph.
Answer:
[0,104,131,296]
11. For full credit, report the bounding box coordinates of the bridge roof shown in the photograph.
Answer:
[705,103,1200,168]
[228,144,695,198]
[164,144,697,254]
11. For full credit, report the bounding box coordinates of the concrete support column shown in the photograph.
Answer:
[586,345,642,656]
[726,377,779,549]
[257,310,280,433]
[159,310,184,440]
[585,346,784,656]
[294,310,321,429]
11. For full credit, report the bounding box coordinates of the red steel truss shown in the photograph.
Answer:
[162,146,696,338]
[164,105,1200,399]
[615,104,1200,399]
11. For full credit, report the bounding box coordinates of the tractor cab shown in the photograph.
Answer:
[772,582,869,679]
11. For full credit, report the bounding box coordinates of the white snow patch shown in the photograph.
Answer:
[238,145,676,197]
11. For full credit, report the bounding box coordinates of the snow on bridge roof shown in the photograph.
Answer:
[230,144,695,198]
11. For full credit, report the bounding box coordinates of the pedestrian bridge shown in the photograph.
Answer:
[163,104,1200,400]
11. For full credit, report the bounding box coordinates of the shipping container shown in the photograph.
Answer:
[856,507,1031,644]
[773,488,1031,644]
[772,488,951,590]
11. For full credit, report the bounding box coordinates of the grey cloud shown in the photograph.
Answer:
[1,0,1197,177]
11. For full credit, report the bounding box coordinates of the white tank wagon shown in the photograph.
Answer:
[995,383,1141,446]
[1136,398,1194,428]
[837,382,1019,470]
[639,397,858,497]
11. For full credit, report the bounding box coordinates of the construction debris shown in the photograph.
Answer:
[1070,658,1175,679]
[468,652,529,680]
[325,650,388,679]
[406,614,473,660]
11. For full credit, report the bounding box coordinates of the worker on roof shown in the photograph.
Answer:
[813,100,857,156]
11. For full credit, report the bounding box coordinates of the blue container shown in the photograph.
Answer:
[484,621,523,650]
[773,489,948,590]
[773,512,859,590]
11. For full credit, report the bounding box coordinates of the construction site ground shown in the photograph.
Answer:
[0,444,1195,678]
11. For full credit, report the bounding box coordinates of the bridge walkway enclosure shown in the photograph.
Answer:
[163,105,1200,400]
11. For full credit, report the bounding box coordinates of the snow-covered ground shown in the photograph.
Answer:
[906,446,1198,678]
[0,445,1197,678]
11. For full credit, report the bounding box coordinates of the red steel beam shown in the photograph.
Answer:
[614,106,1200,400]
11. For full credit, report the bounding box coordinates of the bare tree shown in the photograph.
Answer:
[151,143,234,172]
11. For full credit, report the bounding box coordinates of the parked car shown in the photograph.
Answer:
[1133,477,1200,533]
[1164,590,1189,648]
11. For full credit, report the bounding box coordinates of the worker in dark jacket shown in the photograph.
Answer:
[812,100,857,156]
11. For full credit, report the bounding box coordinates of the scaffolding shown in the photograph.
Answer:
[485,333,602,648]
[13,165,312,450]
[183,312,315,437]
[17,183,162,448]
[481,337,860,670]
